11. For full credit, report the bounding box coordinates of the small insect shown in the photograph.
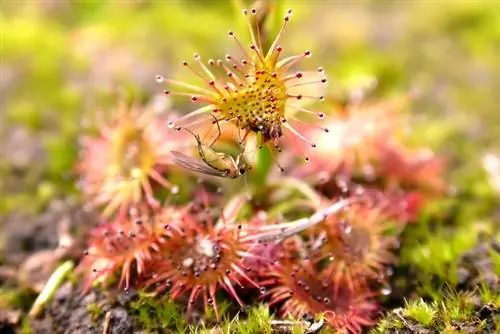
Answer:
[170,118,248,179]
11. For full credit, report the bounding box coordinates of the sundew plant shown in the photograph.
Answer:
[74,5,442,332]
[2,1,499,334]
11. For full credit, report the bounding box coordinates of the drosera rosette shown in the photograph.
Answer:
[287,93,411,183]
[362,187,428,224]
[141,192,352,319]
[155,7,328,170]
[315,172,429,224]
[237,212,291,282]
[77,204,183,293]
[141,192,262,319]
[237,195,356,286]
[77,100,189,218]
[377,140,446,195]
[306,194,401,294]
[260,250,379,333]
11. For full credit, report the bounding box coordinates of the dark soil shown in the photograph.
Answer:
[457,237,499,290]
[30,283,136,334]
[1,197,97,267]
[0,198,99,333]
[0,310,22,334]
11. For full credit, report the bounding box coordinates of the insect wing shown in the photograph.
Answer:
[170,151,227,177]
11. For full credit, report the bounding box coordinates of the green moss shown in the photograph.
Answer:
[0,288,37,311]
[86,302,104,321]
[0,288,21,309]
[234,304,273,334]
[290,323,305,334]
[376,288,497,332]
[130,293,186,332]
[439,290,476,324]
[404,299,436,327]
[371,318,402,333]
[131,303,274,334]
[400,223,480,291]
[43,134,79,182]
[479,284,500,309]
[490,246,500,278]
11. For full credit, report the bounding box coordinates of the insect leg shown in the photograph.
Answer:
[207,114,223,147]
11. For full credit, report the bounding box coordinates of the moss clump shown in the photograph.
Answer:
[129,293,186,332]
[86,302,104,321]
[130,297,277,334]
[404,298,436,327]
[479,284,500,309]
[227,304,273,334]
[372,317,403,333]
[0,288,37,311]
[372,287,500,333]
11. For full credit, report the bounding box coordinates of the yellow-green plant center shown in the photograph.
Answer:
[217,71,287,140]
[111,121,155,179]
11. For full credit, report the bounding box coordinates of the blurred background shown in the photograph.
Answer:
[2,0,499,218]
[1,0,500,272]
